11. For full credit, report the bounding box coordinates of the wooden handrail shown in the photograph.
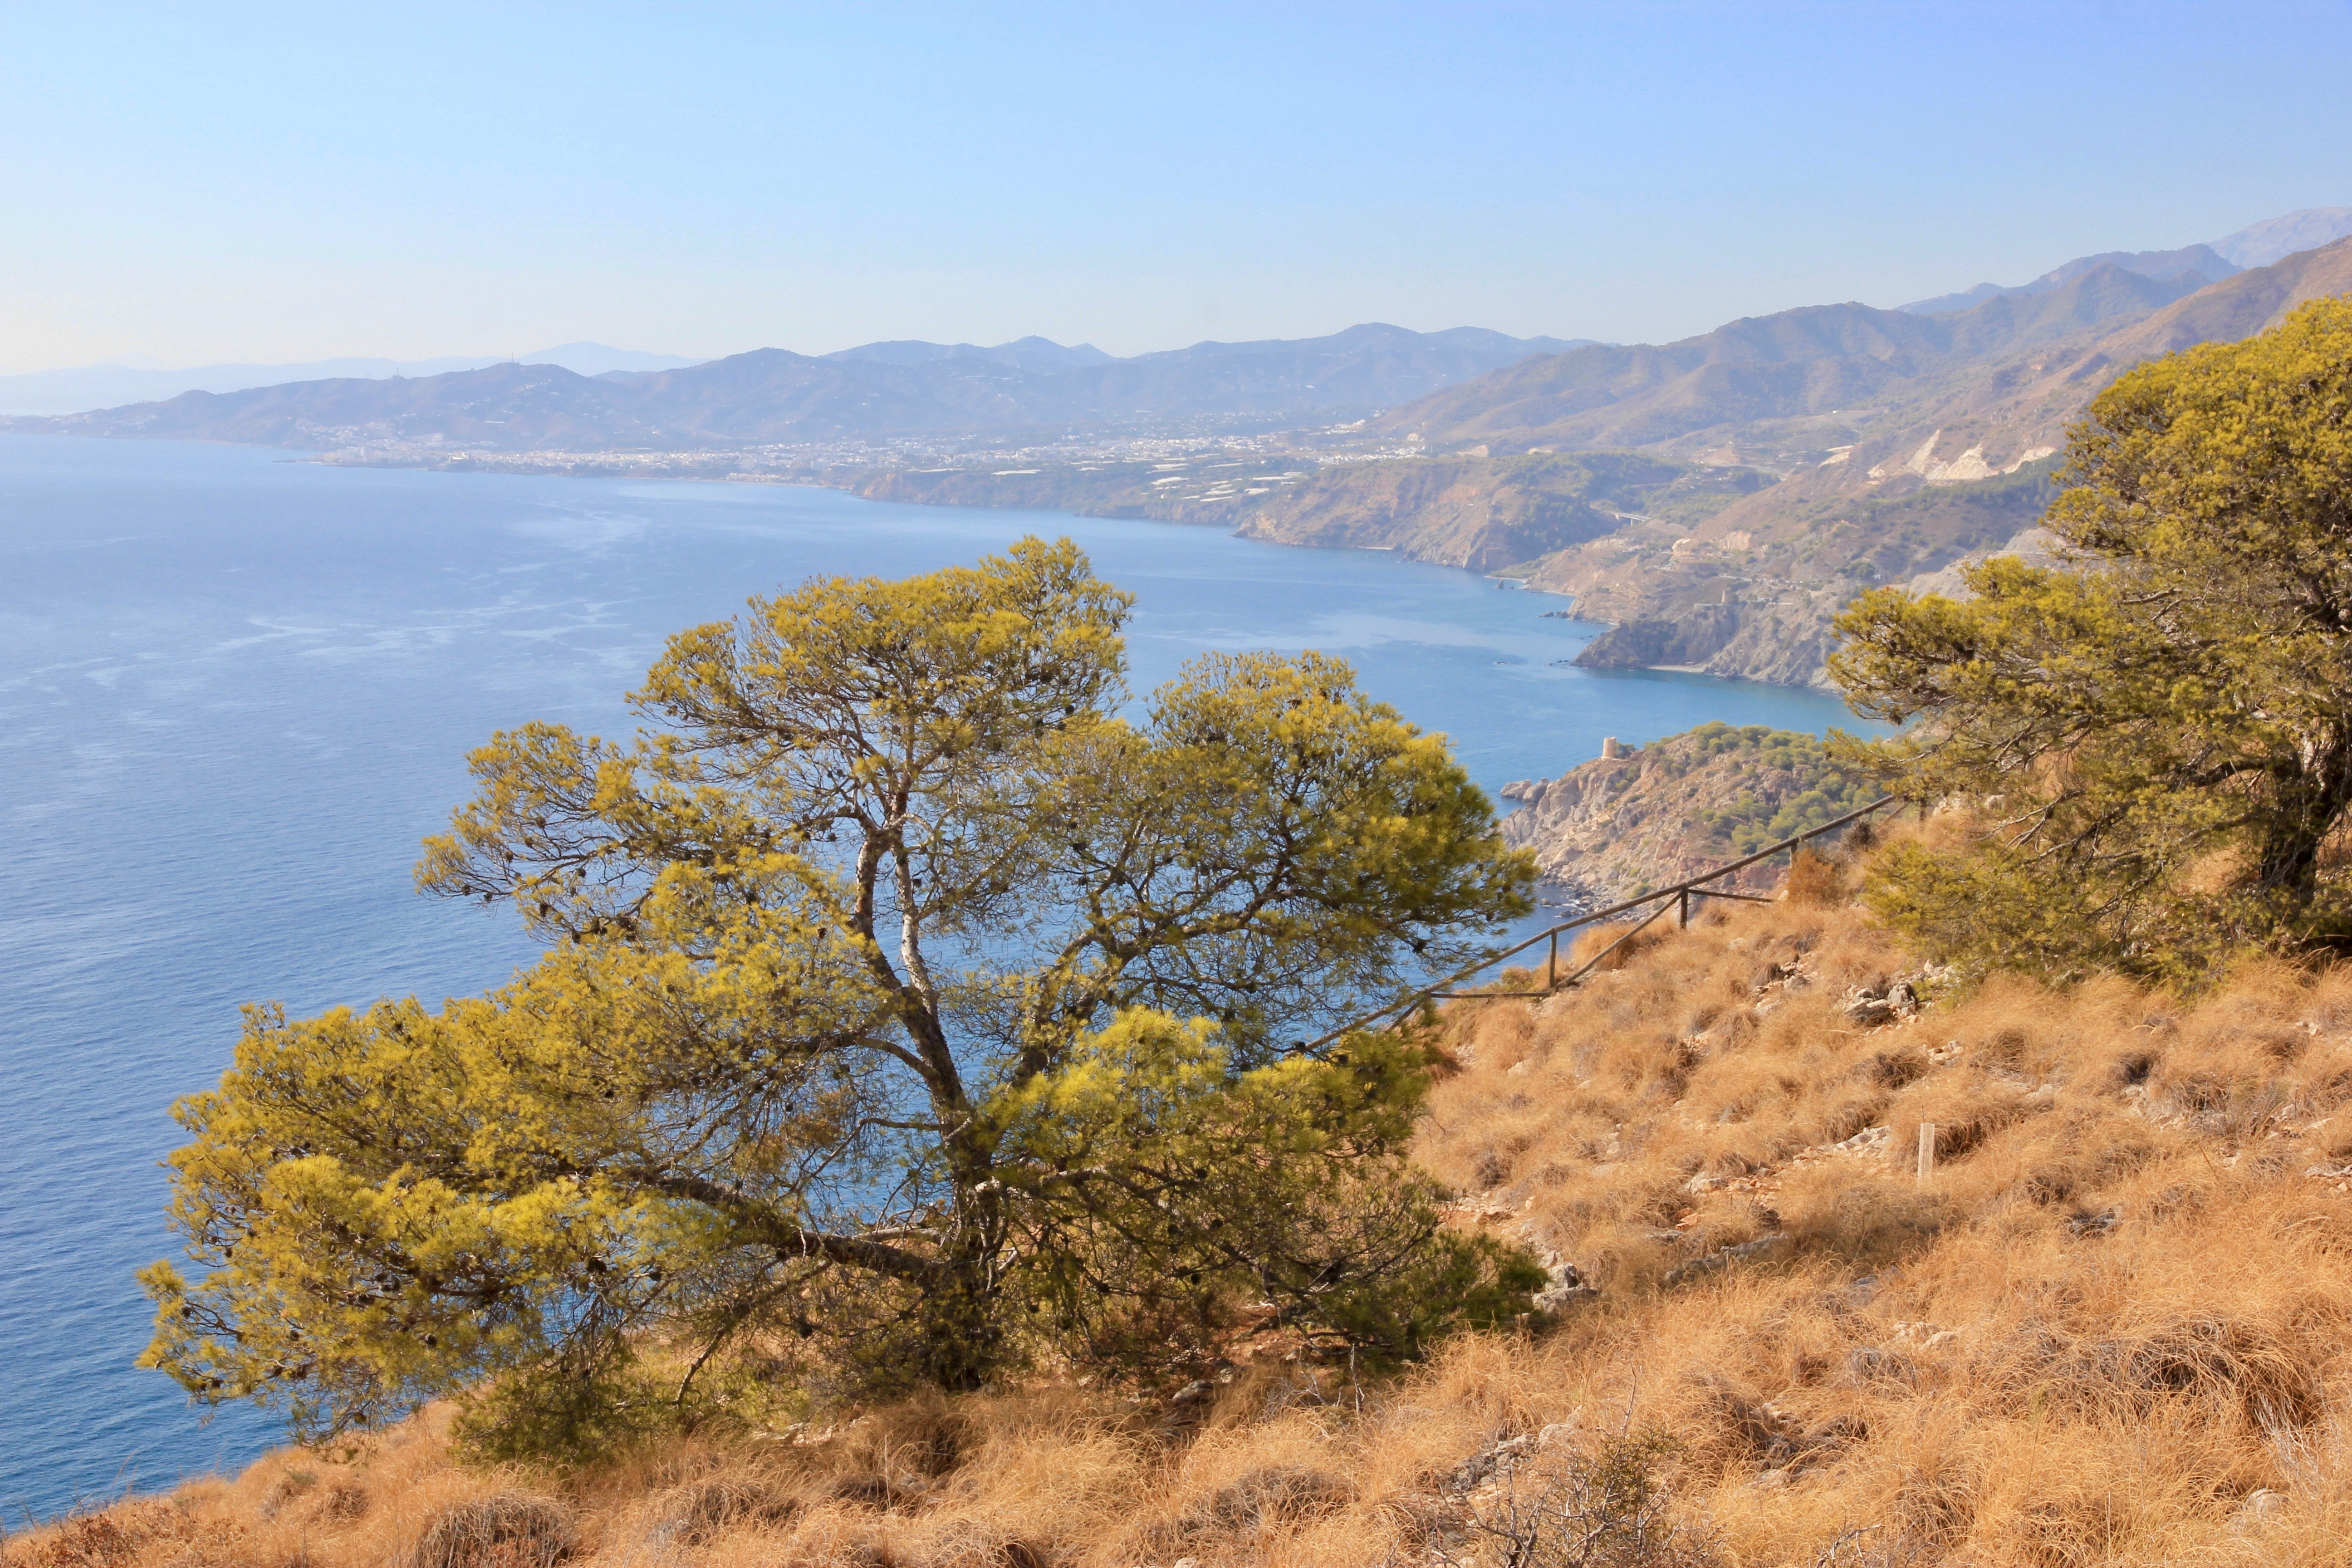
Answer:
[1294,794,1899,1053]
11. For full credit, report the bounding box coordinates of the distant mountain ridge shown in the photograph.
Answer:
[808,228,2282,680]
[1367,260,2210,455]
[1900,244,2239,316]
[1899,206,2352,315]
[0,343,698,416]
[10,323,1596,447]
[2209,207,2352,268]
[822,336,1117,371]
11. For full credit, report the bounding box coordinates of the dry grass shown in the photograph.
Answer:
[21,828,2352,1566]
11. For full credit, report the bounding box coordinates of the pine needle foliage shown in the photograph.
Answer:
[139,537,1541,1455]
[1665,723,1879,855]
[1830,298,2352,982]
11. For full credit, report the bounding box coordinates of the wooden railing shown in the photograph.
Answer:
[1297,794,1901,1053]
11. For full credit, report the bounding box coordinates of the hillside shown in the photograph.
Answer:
[1230,453,1769,573]
[1500,722,1880,906]
[1891,207,2352,315]
[1364,263,2206,458]
[24,818,2352,1566]
[1476,239,2352,686]
[1371,245,2352,484]
[2211,205,2352,266]
[837,456,1290,530]
[1899,241,2239,315]
[6,324,1586,450]
[1548,459,2061,685]
[1814,235,2352,484]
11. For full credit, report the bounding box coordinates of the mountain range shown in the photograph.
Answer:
[1368,261,2214,455]
[1898,206,2352,314]
[0,343,703,417]
[1897,243,2242,316]
[7,324,1595,445]
[846,219,2352,686]
[11,206,2352,692]
[14,209,2348,444]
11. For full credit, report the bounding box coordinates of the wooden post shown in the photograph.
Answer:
[1678,887,1690,929]
[1547,928,1558,989]
[1916,1123,1937,1185]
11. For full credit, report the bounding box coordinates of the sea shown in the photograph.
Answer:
[0,433,1866,1519]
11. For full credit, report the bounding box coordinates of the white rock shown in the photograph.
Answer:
[2231,1489,2287,1534]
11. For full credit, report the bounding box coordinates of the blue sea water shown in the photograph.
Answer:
[0,434,1865,1519]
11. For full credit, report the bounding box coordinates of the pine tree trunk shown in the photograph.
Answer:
[2257,731,2352,905]
[915,1242,1003,1391]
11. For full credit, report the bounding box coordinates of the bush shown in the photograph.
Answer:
[1439,1431,1725,1568]
[408,1493,575,1568]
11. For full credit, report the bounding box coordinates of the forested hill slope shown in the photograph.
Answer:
[1499,722,1880,907]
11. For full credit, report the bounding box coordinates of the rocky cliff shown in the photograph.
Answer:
[1500,722,1878,906]
[1563,582,1854,688]
[1551,458,2060,686]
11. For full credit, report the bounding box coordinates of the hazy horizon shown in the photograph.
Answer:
[5,1,2349,375]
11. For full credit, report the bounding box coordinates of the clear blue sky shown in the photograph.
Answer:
[4,0,2347,370]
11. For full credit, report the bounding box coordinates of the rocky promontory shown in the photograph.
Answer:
[1501,722,1879,907]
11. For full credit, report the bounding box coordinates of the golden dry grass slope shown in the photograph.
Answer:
[17,823,2352,1568]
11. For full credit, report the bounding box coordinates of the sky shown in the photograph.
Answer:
[3,0,2349,372]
